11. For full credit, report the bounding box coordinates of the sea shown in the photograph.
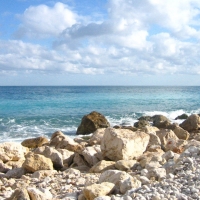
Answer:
[0,86,200,143]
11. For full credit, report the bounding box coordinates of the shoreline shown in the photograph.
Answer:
[1,113,200,199]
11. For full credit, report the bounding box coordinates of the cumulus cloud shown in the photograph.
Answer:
[14,2,77,38]
[1,0,200,79]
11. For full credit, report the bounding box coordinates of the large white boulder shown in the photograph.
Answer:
[101,128,150,161]
[0,142,28,162]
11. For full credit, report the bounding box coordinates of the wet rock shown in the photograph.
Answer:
[76,111,110,135]
[152,115,171,128]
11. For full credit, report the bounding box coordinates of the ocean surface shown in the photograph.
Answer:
[0,86,200,142]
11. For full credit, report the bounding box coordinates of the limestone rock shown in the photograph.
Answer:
[21,136,49,148]
[0,142,28,162]
[99,170,130,186]
[142,126,159,134]
[76,111,110,135]
[22,152,53,172]
[89,128,106,145]
[83,182,115,200]
[119,177,141,194]
[34,146,63,170]
[0,162,11,173]
[101,128,150,161]
[50,131,83,152]
[27,187,52,200]
[7,188,30,200]
[115,160,137,171]
[57,149,74,167]
[168,124,190,140]
[89,160,116,173]
[165,139,188,153]
[156,129,179,146]
[81,145,102,167]
[146,133,161,151]
[152,115,171,128]
[180,114,200,131]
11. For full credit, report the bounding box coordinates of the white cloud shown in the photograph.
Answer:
[14,2,77,38]
[2,0,200,82]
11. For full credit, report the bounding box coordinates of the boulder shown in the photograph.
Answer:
[89,160,116,173]
[83,182,115,200]
[168,124,190,140]
[137,151,164,168]
[57,149,74,167]
[0,142,28,162]
[101,128,150,161]
[175,114,188,120]
[50,131,83,152]
[34,146,63,170]
[180,114,200,131]
[7,188,30,200]
[22,152,53,172]
[165,139,188,153]
[134,120,150,128]
[21,136,49,148]
[81,145,102,167]
[146,133,161,151]
[76,111,110,135]
[152,115,171,128]
[138,116,152,121]
[89,128,106,145]
[156,129,179,146]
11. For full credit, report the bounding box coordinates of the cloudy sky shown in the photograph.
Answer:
[1,0,200,85]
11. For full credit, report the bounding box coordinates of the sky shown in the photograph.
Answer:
[1,0,200,86]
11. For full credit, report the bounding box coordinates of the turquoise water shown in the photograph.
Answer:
[0,86,200,142]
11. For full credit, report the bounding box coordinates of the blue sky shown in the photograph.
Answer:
[1,0,200,85]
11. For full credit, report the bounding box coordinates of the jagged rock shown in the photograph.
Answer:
[81,145,102,167]
[90,160,116,173]
[156,129,179,146]
[115,160,137,171]
[152,115,171,128]
[137,151,164,168]
[34,146,63,170]
[0,142,28,162]
[89,128,106,145]
[21,136,49,148]
[6,159,25,169]
[22,152,53,172]
[101,128,150,161]
[165,139,188,153]
[76,111,110,135]
[50,131,83,152]
[57,149,74,167]
[146,133,161,151]
[180,114,200,131]
[7,188,30,200]
[83,182,115,200]
[168,124,190,140]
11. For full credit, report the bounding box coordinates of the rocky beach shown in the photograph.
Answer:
[1,111,200,200]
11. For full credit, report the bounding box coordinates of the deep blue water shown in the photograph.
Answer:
[0,86,200,142]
